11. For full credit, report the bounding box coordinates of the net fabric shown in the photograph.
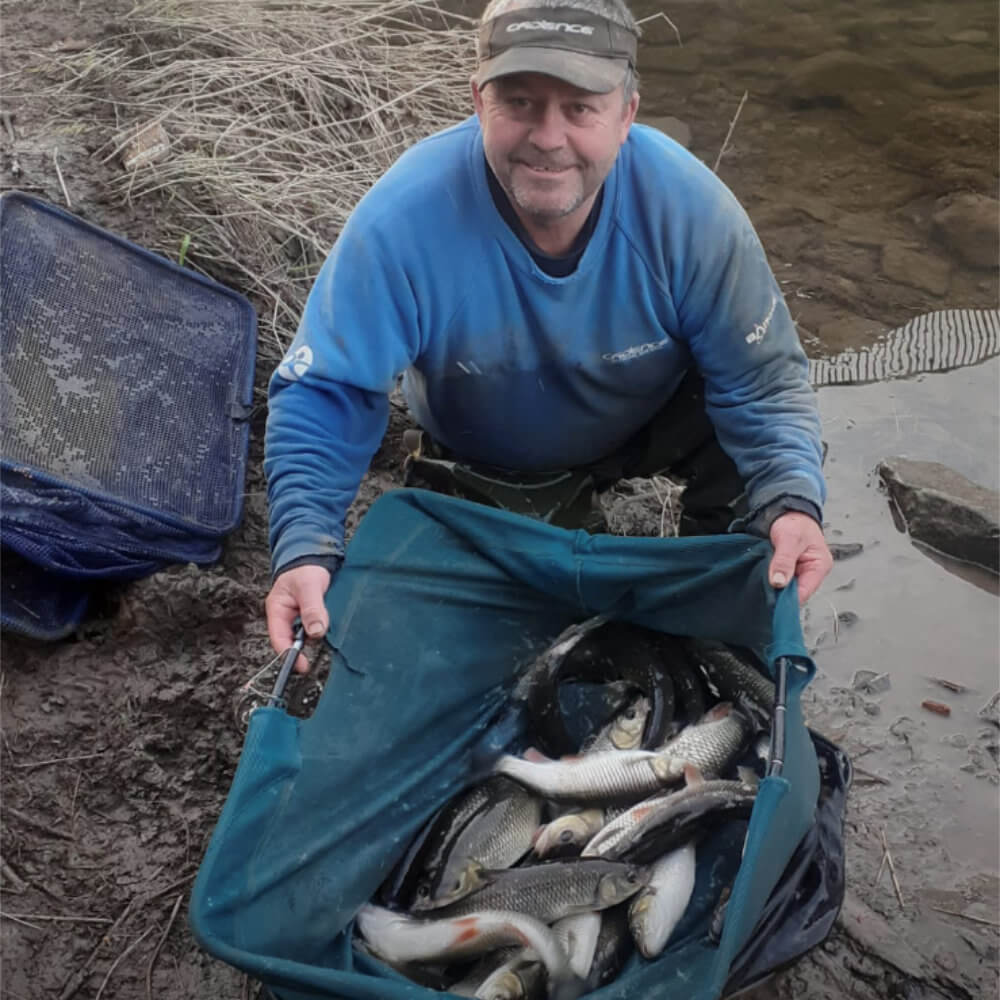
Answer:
[0,192,256,531]
[0,192,256,636]
[0,548,91,640]
[190,490,845,1000]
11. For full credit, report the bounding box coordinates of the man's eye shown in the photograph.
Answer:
[570,104,593,116]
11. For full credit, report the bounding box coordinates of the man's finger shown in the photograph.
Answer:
[300,602,329,639]
[265,594,298,662]
[795,564,825,604]
[768,549,798,589]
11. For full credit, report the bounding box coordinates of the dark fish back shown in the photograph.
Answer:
[585,904,633,991]
[620,784,758,865]
[381,776,516,910]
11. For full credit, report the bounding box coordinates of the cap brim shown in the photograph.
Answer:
[475,47,628,94]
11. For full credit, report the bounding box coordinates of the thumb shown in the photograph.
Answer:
[768,546,798,589]
[298,595,329,639]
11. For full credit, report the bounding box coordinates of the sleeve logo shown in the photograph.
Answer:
[277,344,313,381]
[745,294,778,345]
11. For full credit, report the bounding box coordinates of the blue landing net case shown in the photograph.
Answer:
[190,490,850,1000]
[0,191,257,638]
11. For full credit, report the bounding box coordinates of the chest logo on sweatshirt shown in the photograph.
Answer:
[277,345,313,381]
[602,337,670,364]
[744,295,778,345]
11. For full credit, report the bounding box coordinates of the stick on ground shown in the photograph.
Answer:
[880,827,905,909]
[1,912,113,925]
[145,893,184,1000]
[58,897,137,1000]
[930,905,1000,928]
[94,925,155,1000]
[713,90,748,173]
[52,147,72,208]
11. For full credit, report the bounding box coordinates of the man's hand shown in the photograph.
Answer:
[265,564,332,673]
[768,511,832,605]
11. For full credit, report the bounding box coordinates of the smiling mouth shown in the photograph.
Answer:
[518,162,575,175]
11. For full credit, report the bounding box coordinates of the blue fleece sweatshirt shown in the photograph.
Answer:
[265,116,825,575]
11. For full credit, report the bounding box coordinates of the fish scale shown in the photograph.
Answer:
[433,786,543,903]
[651,707,755,779]
[495,749,666,803]
[438,859,646,923]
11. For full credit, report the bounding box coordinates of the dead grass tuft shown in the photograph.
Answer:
[42,0,476,365]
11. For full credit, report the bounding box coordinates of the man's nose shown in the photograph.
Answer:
[527,102,567,151]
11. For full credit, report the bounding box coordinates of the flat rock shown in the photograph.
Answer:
[932,193,1000,270]
[886,104,998,194]
[784,51,904,108]
[905,44,997,88]
[878,457,1000,572]
[979,691,1000,727]
[880,241,951,296]
[947,29,992,45]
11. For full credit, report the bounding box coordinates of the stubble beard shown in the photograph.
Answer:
[506,167,586,224]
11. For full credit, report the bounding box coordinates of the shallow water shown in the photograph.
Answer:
[807,356,999,872]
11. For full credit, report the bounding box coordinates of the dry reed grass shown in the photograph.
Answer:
[43,0,476,365]
[599,475,683,537]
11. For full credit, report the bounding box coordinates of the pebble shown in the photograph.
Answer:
[978,691,1000,727]
[863,701,881,717]
[851,669,891,694]
[851,669,877,690]
[943,734,969,748]
[829,542,864,561]
[922,699,951,716]
[934,950,958,972]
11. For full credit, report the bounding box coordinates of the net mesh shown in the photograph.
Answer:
[0,192,256,532]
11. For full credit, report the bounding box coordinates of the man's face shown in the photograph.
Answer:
[472,72,639,228]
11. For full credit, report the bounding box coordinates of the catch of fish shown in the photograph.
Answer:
[354,618,777,1000]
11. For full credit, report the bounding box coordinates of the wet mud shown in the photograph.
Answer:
[2,0,998,998]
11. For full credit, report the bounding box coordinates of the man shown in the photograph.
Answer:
[264,0,832,670]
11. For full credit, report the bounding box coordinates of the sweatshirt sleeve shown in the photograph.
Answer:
[264,208,422,576]
[674,186,826,521]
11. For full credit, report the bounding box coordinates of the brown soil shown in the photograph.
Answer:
[1,1,997,999]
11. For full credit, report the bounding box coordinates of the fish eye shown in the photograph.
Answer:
[626,870,639,883]
[416,883,430,898]
[559,829,574,843]
[624,708,637,719]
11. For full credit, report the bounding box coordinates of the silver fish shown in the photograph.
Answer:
[685,639,775,712]
[613,780,758,865]
[584,905,632,991]
[449,948,521,997]
[355,904,577,993]
[553,911,602,979]
[649,703,754,781]
[412,782,543,912]
[628,841,697,958]
[475,955,547,1000]
[439,858,648,923]
[581,788,680,860]
[494,749,668,803]
[584,696,651,753]
[532,809,605,859]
